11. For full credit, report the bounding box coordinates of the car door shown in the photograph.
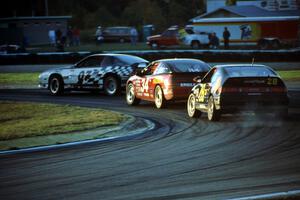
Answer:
[198,68,216,104]
[161,30,179,46]
[135,62,159,100]
[71,56,104,88]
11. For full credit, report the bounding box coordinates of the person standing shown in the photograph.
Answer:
[95,26,103,45]
[73,27,80,46]
[223,27,231,49]
[130,27,138,45]
[66,26,73,47]
[210,32,219,49]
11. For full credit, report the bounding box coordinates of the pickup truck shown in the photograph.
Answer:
[146,27,210,49]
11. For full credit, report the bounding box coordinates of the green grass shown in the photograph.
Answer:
[0,73,39,86]
[0,101,125,141]
[0,70,299,88]
[27,42,191,53]
[277,70,300,81]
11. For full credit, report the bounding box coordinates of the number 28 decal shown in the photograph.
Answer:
[267,78,278,86]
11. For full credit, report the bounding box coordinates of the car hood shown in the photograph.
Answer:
[42,65,74,73]
[147,35,161,40]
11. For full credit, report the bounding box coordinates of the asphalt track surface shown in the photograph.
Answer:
[1,89,300,200]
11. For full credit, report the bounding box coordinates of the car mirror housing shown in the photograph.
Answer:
[193,76,202,83]
[135,68,144,76]
[137,63,147,69]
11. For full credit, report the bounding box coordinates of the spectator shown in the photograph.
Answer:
[55,29,62,46]
[66,26,73,47]
[130,27,138,45]
[73,27,80,46]
[48,30,56,46]
[210,32,219,49]
[223,27,231,49]
[95,26,103,45]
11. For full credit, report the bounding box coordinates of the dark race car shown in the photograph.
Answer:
[187,64,289,121]
[126,58,211,108]
[39,54,148,96]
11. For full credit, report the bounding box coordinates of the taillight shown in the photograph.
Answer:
[271,87,287,93]
[221,87,239,93]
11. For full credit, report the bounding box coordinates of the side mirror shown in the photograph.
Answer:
[135,68,144,76]
[193,76,202,83]
[137,62,147,69]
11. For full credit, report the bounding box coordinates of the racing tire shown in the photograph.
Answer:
[275,107,288,119]
[154,85,166,109]
[150,42,159,49]
[271,40,280,49]
[104,76,120,96]
[258,40,269,50]
[191,40,200,49]
[49,76,64,95]
[207,96,221,121]
[126,83,140,106]
[119,38,125,43]
[187,93,201,118]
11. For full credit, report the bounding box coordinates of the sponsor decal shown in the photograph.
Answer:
[180,83,195,87]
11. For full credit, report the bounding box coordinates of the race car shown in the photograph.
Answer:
[187,64,289,121]
[126,58,211,108]
[39,54,148,96]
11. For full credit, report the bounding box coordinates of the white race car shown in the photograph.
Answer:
[39,53,148,96]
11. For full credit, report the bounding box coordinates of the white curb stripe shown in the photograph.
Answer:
[227,189,300,200]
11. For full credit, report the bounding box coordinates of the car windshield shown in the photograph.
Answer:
[166,60,210,73]
[224,66,277,77]
[116,55,148,65]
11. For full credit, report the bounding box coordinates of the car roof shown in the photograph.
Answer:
[88,53,141,58]
[213,64,269,68]
[155,58,206,63]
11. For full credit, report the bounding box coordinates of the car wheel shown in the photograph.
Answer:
[151,42,159,49]
[191,40,200,49]
[187,93,201,118]
[207,96,221,121]
[275,107,288,119]
[271,40,280,49]
[104,76,120,96]
[120,38,125,43]
[259,40,269,50]
[126,83,140,106]
[154,85,166,109]
[49,76,64,95]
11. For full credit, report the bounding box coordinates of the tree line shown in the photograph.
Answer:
[1,0,207,32]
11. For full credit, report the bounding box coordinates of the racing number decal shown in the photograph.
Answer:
[198,85,208,102]
[267,78,278,86]
[141,78,149,93]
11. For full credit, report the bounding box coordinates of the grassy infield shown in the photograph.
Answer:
[0,70,299,150]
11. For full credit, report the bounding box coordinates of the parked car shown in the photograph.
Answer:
[0,44,25,54]
[146,26,210,49]
[39,54,148,96]
[187,64,289,121]
[126,58,211,108]
[102,26,137,43]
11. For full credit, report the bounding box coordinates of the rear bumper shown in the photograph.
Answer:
[217,94,289,113]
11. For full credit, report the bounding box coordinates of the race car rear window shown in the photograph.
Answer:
[167,61,210,73]
[224,66,277,77]
[117,55,148,65]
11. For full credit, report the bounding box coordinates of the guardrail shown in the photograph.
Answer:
[0,49,299,65]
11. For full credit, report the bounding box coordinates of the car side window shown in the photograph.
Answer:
[76,57,102,68]
[163,30,177,37]
[211,70,221,84]
[202,68,216,83]
[112,57,126,66]
[153,63,171,75]
[142,62,159,76]
[101,56,114,67]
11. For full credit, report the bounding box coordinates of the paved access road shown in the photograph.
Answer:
[0,89,300,200]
